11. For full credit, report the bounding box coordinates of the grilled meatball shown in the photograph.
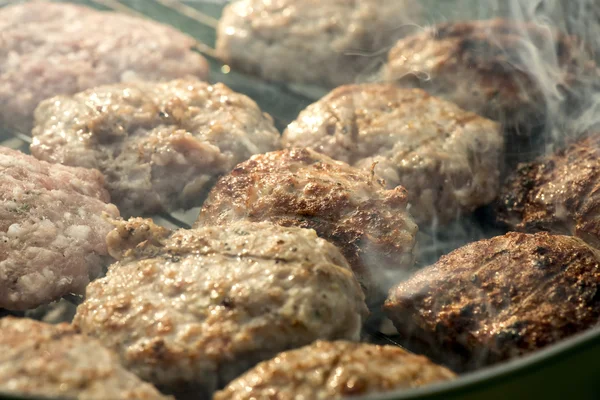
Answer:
[0,318,171,400]
[31,79,280,216]
[0,1,208,134]
[216,0,420,88]
[74,218,367,398]
[384,232,600,371]
[283,84,504,225]
[196,148,418,306]
[497,134,600,247]
[0,147,119,311]
[214,340,456,400]
[383,19,597,132]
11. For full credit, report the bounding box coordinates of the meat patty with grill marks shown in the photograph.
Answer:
[283,84,503,225]
[384,232,600,372]
[195,148,418,307]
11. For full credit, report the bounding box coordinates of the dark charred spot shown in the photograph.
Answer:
[220,297,234,309]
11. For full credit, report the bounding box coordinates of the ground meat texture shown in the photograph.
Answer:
[73,218,367,398]
[214,340,456,400]
[383,19,597,133]
[497,134,600,248]
[0,147,119,311]
[216,0,420,88]
[31,79,280,216]
[195,148,418,307]
[0,317,171,400]
[283,85,503,225]
[0,1,208,134]
[384,232,600,372]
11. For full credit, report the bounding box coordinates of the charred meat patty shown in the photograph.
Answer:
[283,84,504,225]
[216,0,420,88]
[0,317,171,400]
[497,134,600,247]
[0,1,208,134]
[31,79,280,216]
[73,218,367,398]
[214,340,456,400]
[384,232,600,371]
[196,148,418,306]
[0,147,119,311]
[384,19,598,133]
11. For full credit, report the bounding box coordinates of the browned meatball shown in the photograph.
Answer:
[214,340,456,400]
[196,148,418,306]
[497,134,600,247]
[384,232,600,372]
[384,19,597,132]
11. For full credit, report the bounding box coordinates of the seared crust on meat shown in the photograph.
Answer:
[32,79,280,216]
[214,340,456,400]
[0,1,208,134]
[74,219,367,398]
[497,134,600,247]
[283,84,504,225]
[384,232,600,371]
[384,19,598,130]
[217,0,420,88]
[0,318,171,400]
[196,148,418,306]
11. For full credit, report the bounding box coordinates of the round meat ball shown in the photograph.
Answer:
[31,79,281,216]
[0,317,170,400]
[384,232,600,372]
[0,147,119,311]
[195,147,418,307]
[283,85,503,225]
[73,218,368,398]
[0,1,208,134]
[216,0,420,88]
[214,340,456,400]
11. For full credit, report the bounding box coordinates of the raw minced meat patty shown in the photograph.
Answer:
[31,79,280,216]
[385,232,600,371]
[73,218,367,398]
[196,148,418,307]
[283,85,504,225]
[216,0,420,88]
[0,317,171,400]
[214,340,456,400]
[0,1,208,134]
[0,147,119,311]
[383,19,598,132]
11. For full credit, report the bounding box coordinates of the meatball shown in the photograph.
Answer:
[0,1,208,134]
[196,148,418,306]
[73,218,367,398]
[216,0,420,88]
[214,340,456,400]
[0,147,119,311]
[31,79,280,216]
[0,317,171,400]
[384,232,600,371]
[283,84,504,225]
[383,19,597,132]
[497,134,600,247]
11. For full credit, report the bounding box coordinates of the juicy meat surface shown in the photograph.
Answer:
[216,0,420,88]
[383,19,597,131]
[384,232,600,371]
[196,148,418,306]
[214,340,456,400]
[0,317,171,400]
[0,147,119,311]
[497,134,600,247]
[0,1,208,134]
[283,85,504,225]
[31,79,280,216]
[73,218,367,398]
